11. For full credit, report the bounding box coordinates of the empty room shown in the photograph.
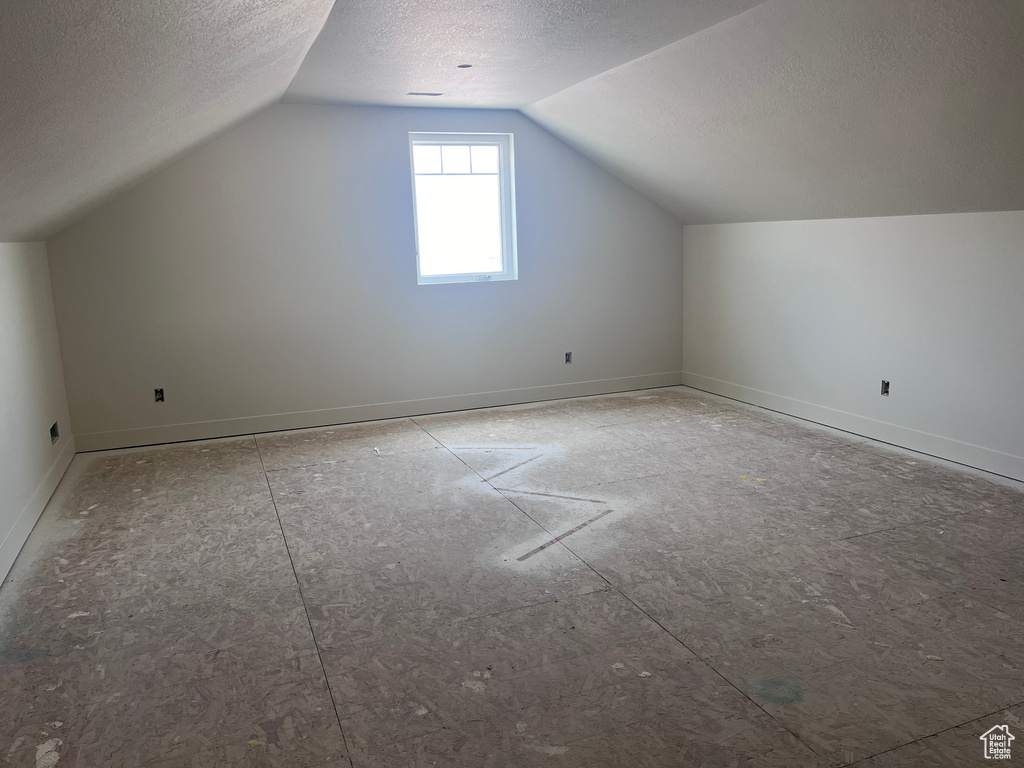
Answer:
[3,0,1024,766]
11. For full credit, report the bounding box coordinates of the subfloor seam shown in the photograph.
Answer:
[413,421,822,762]
[845,697,1024,765]
[840,509,972,543]
[553,534,823,761]
[252,435,356,768]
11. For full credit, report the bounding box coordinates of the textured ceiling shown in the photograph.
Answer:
[6,0,1024,241]
[284,0,764,107]
[0,0,335,242]
[525,0,1024,223]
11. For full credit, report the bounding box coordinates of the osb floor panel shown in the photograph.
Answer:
[2,387,1023,767]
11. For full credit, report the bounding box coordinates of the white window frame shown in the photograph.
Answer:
[408,132,518,285]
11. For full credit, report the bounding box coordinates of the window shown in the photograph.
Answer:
[409,132,518,285]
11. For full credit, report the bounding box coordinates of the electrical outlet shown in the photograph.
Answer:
[565,352,572,364]
[49,422,59,444]
[880,380,890,397]
[155,388,165,403]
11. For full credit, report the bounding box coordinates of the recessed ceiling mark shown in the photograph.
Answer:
[457,64,472,68]
[407,92,444,96]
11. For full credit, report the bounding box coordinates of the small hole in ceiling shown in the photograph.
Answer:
[457,64,472,69]
[407,92,444,96]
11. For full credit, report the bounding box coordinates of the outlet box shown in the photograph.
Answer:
[49,422,59,444]
[154,388,165,403]
[880,380,890,397]
[565,352,572,364]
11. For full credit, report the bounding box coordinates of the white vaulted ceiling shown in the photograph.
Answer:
[3,0,1024,240]
[525,0,1024,223]
[0,0,335,242]
[284,0,764,107]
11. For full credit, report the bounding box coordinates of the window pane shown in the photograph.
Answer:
[441,145,471,174]
[415,174,502,276]
[412,144,441,174]
[409,131,516,285]
[470,145,499,174]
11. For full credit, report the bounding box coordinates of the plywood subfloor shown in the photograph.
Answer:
[2,386,1023,767]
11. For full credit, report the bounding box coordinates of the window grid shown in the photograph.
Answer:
[409,132,518,286]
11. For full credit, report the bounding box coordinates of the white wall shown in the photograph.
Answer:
[682,212,1024,480]
[48,104,684,450]
[0,242,74,582]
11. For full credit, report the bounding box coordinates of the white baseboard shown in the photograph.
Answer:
[0,436,76,583]
[75,372,684,452]
[681,372,1024,482]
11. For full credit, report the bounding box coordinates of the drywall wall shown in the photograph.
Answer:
[48,104,684,450]
[0,242,74,582]
[682,211,1024,480]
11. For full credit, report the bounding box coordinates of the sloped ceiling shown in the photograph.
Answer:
[526,0,1024,223]
[5,0,1024,241]
[284,0,764,108]
[0,0,335,242]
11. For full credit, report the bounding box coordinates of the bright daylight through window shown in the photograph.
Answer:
[409,132,517,285]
